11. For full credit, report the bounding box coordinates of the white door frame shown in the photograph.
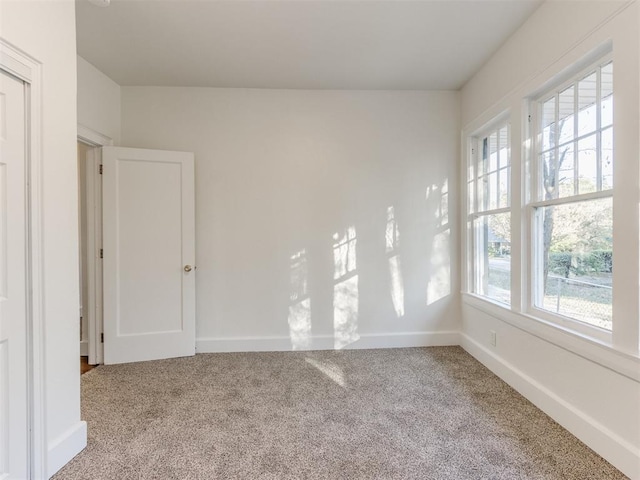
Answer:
[0,39,46,479]
[77,125,112,365]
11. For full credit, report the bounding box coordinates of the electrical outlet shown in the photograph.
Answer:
[489,330,497,347]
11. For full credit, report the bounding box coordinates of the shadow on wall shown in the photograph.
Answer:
[287,179,452,351]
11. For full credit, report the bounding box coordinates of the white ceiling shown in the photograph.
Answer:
[76,0,542,90]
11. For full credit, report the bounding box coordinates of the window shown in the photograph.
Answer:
[468,122,511,305]
[531,58,613,331]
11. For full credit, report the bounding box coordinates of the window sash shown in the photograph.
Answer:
[471,211,512,305]
[534,58,612,204]
[469,123,511,216]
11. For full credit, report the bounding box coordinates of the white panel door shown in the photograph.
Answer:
[0,70,28,478]
[102,147,195,365]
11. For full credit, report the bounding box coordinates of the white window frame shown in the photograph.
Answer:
[527,54,613,342]
[467,118,512,306]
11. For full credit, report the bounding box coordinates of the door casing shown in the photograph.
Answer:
[77,126,113,366]
[0,38,46,479]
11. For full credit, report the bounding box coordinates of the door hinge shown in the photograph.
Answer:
[99,164,103,175]
[101,333,104,343]
[528,114,532,123]
[100,248,104,259]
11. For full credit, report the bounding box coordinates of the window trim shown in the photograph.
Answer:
[462,292,639,382]
[526,54,614,337]
[467,119,512,305]
[460,29,639,362]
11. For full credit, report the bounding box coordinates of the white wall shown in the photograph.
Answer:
[122,88,460,352]
[0,1,86,477]
[460,1,640,478]
[77,55,121,144]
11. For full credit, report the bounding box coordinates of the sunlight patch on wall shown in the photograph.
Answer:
[305,357,346,388]
[334,275,359,349]
[333,227,359,349]
[426,182,451,306]
[288,249,312,349]
[334,226,357,278]
[289,300,311,350]
[385,206,400,253]
[435,180,449,228]
[385,207,404,317]
[388,256,404,317]
[427,229,451,305]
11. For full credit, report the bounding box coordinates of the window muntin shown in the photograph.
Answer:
[469,122,511,305]
[532,58,613,331]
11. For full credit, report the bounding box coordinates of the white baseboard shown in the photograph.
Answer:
[80,340,88,356]
[196,331,460,353]
[460,333,640,480]
[47,421,87,478]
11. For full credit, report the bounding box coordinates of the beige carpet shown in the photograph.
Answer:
[54,347,626,479]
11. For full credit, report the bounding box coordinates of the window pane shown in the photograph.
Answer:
[601,62,613,128]
[578,72,597,136]
[487,172,498,210]
[542,96,556,129]
[489,132,498,172]
[601,127,613,189]
[478,175,486,211]
[601,94,613,128]
[558,85,575,145]
[468,181,475,214]
[577,134,597,194]
[535,197,612,330]
[498,126,509,169]
[540,150,557,200]
[541,124,554,152]
[498,167,509,208]
[543,139,592,199]
[601,62,613,98]
[474,213,511,305]
[557,142,575,197]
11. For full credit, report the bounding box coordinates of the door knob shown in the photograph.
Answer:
[184,265,194,273]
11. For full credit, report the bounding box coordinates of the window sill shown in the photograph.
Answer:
[461,292,640,382]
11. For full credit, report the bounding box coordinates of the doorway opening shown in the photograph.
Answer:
[76,132,107,368]
[77,141,100,373]
[75,139,196,367]
[78,141,90,371]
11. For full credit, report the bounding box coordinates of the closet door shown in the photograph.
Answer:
[0,69,28,479]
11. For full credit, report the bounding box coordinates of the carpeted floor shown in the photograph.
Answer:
[53,347,627,479]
